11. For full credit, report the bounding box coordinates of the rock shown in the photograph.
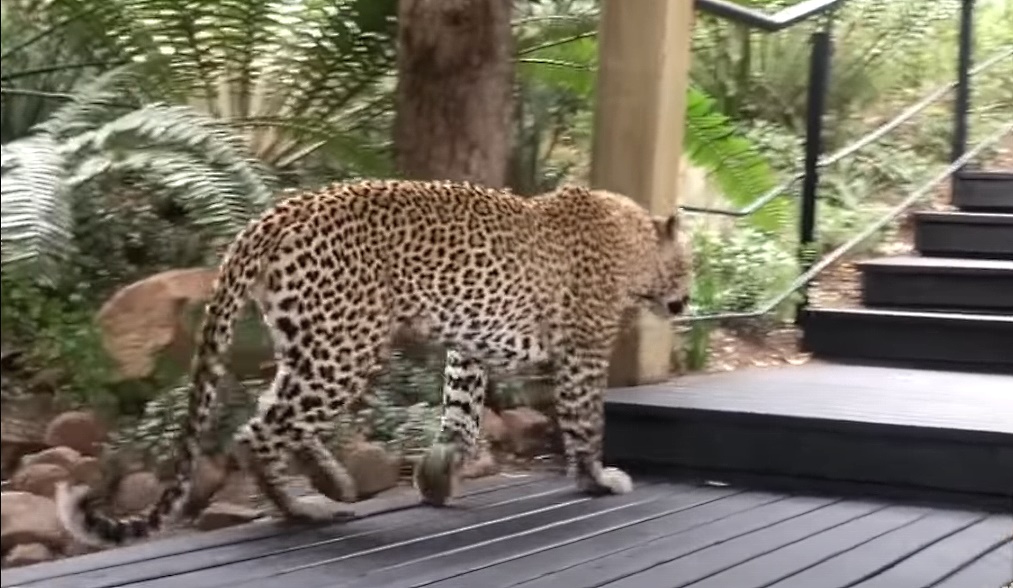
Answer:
[70,457,104,489]
[3,542,54,568]
[481,408,508,447]
[210,471,259,508]
[113,471,160,513]
[95,267,272,381]
[342,441,400,500]
[499,406,553,456]
[10,463,71,498]
[44,411,107,456]
[0,492,67,552]
[192,455,228,507]
[194,502,261,531]
[1,400,53,479]
[461,449,499,480]
[20,446,82,471]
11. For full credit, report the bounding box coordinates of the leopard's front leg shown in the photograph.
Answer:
[553,350,633,496]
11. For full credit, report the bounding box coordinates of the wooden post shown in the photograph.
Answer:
[591,0,695,387]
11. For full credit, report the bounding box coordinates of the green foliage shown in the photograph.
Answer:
[1,66,278,281]
[684,87,784,232]
[512,4,782,232]
[681,223,799,370]
[0,270,120,413]
[2,0,399,181]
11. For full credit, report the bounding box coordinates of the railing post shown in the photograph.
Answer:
[950,0,975,182]
[796,28,833,323]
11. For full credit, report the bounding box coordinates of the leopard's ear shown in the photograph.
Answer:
[652,213,680,240]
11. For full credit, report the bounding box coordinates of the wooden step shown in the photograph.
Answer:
[953,170,1013,212]
[914,211,1013,260]
[800,307,1013,371]
[604,362,1013,506]
[859,255,1013,311]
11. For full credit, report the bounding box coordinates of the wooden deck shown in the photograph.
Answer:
[605,361,1013,506]
[4,361,1012,587]
[3,473,1011,588]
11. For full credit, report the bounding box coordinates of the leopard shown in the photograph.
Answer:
[56,178,693,547]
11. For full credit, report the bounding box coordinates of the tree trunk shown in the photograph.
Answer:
[394,0,514,188]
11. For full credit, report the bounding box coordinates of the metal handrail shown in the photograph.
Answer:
[695,0,847,32]
[672,122,1013,325]
[681,44,1013,219]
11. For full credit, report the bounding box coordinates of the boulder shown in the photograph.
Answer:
[194,502,261,531]
[342,441,400,499]
[499,407,553,456]
[10,463,71,498]
[44,411,107,457]
[113,471,160,514]
[480,408,508,447]
[95,267,273,381]
[70,456,104,489]
[460,448,499,480]
[3,543,54,568]
[0,492,67,552]
[20,446,82,471]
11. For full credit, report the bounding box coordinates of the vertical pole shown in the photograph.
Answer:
[591,0,695,386]
[950,0,975,188]
[796,29,832,323]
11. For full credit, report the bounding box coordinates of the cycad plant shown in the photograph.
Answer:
[3,0,399,179]
[1,66,277,283]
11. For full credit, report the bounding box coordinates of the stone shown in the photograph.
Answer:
[480,408,508,447]
[191,455,228,507]
[1,401,52,479]
[499,406,553,456]
[113,471,160,513]
[210,470,259,509]
[194,502,262,531]
[44,411,107,456]
[460,449,499,480]
[70,456,104,488]
[10,463,71,498]
[3,542,54,568]
[342,441,401,500]
[20,446,82,471]
[0,492,67,552]
[95,267,272,381]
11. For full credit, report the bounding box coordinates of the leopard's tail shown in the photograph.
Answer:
[56,217,279,547]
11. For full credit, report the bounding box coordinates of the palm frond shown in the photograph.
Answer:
[66,149,266,238]
[63,101,278,210]
[0,134,74,276]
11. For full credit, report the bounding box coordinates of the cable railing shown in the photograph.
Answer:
[677,0,1009,324]
[679,45,1013,219]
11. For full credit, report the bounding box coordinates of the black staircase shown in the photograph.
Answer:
[803,171,1013,372]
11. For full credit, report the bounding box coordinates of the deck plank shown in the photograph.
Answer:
[846,515,1013,588]
[606,363,1013,433]
[3,476,1009,588]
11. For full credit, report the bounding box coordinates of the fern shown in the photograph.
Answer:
[0,134,75,276]
[684,85,786,232]
[0,65,277,279]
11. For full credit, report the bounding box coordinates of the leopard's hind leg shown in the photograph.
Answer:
[414,349,488,506]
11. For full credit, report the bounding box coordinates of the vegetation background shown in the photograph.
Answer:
[1,0,1010,461]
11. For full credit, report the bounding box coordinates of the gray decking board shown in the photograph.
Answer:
[4,476,1009,588]
[606,362,1013,433]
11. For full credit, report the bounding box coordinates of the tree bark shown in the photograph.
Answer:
[394,0,514,188]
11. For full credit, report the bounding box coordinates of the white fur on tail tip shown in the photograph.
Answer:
[601,467,634,494]
[55,481,112,548]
